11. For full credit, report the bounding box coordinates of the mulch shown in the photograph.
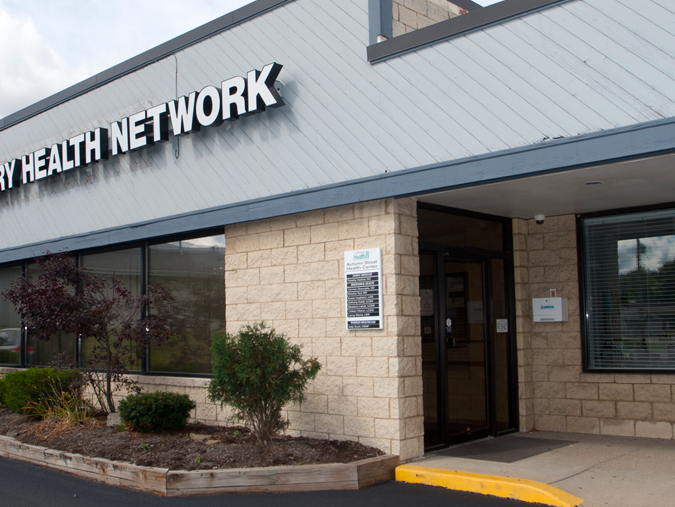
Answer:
[0,406,382,471]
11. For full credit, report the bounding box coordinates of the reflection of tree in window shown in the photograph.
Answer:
[81,248,142,371]
[149,236,225,373]
[615,236,675,367]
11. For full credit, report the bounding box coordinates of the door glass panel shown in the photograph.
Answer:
[420,253,440,447]
[445,260,488,437]
[492,258,511,431]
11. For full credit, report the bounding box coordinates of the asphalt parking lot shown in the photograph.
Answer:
[0,457,530,507]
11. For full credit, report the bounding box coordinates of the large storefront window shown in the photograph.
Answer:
[148,235,225,374]
[583,209,675,371]
[0,231,225,374]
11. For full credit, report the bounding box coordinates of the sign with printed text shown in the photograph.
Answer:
[345,248,383,330]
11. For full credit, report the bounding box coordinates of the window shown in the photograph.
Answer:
[0,231,225,374]
[81,247,143,370]
[418,208,504,250]
[0,265,22,365]
[583,209,675,371]
[148,235,225,374]
[26,262,77,366]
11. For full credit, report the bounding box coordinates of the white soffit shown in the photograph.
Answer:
[418,153,675,218]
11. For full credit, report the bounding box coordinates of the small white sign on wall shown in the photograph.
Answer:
[532,297,568,322]
[345,248,383,330]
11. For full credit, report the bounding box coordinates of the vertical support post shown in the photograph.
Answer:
[20,261,26,367]
[142,243,149,373]
[368,0,393,45]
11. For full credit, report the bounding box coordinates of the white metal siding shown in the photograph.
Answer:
[1,0,674,250]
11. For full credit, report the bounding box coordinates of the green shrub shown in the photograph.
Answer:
[207,322,321,444]
[0,368,83,416]
[118,392,196,432]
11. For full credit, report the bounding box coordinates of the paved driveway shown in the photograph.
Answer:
[0,457,530,507]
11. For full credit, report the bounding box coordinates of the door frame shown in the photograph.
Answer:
[418,203,519,450]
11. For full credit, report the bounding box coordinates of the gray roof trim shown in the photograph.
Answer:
[368,0,571,63]
[2,116,674,264]
[0,0,294,132]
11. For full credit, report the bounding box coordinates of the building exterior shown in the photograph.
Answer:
[2,0,675,462]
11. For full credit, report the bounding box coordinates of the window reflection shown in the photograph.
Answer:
[149,235,225,373]
[585,211,675,370]
[26,262,76,366]
[81,248,143,371]
[0,265,22,365]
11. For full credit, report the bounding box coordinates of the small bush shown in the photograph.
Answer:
[207,322,321,444]
[1,368,83,416]
[118,392,196,432]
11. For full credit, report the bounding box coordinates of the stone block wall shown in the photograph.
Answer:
[122,375,233,425]
[0,198,425,462]
[392,0,468,37]
[514,215,675,439]
[224,198,424,461]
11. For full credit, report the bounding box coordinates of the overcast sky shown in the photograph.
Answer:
[0,0,254,118]
[0,0,500,119]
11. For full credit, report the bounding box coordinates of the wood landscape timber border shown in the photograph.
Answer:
[0,435,399,496]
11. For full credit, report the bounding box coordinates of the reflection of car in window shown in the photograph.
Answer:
[0,328,20,348]
[0,328,33,364]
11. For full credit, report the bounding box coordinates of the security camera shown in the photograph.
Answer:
[534,215,545,224]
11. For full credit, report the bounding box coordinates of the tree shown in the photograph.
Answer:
[2,252,175,414]
[207,322,321,444]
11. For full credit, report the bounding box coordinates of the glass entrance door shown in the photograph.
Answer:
[444,258,489,442]
[421,247,515,448]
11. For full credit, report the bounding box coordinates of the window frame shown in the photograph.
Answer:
[579,202,675,375]
[0,226,225,377]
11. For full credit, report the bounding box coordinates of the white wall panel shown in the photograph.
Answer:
[1,0,675,251]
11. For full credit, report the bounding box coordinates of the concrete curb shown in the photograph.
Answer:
[395,464,584,507]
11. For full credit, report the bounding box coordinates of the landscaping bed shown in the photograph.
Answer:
[0,406,382,471]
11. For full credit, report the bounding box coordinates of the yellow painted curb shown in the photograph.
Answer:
[396,464,583,507]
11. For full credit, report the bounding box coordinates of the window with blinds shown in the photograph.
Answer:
[583,209,675,371]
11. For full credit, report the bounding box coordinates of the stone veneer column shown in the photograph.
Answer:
[513,215,675,439]
[224,198,424,461]
[512,218,535,432]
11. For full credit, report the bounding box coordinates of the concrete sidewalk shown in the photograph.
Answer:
[415,432,675,507]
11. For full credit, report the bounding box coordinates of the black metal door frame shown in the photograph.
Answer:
[421,241,514,448]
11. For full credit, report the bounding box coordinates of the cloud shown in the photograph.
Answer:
[619,236,675,274]
[0,7,93,117]
[0,0,253,118]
